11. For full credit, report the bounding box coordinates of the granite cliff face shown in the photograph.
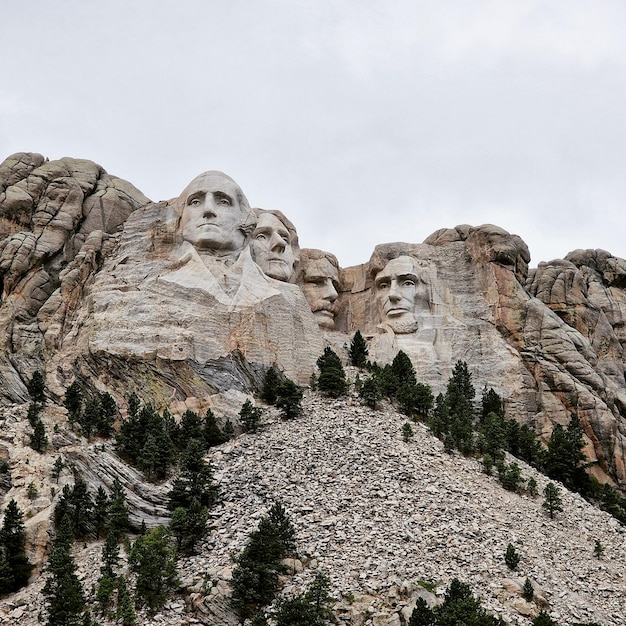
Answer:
[0,152,625,493]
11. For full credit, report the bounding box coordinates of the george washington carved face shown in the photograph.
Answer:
[178,171,252,253]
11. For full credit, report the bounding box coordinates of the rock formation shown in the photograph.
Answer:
[0,152,625,493]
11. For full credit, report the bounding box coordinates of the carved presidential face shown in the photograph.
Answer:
[179,172,248,252]
[374,255,424,333]
[250,212,296,281]
[300,257,339,330]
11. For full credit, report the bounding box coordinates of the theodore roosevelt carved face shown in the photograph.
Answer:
[374,255,427,334]
[250,210,299,281]
[297,250,340,330]
[178,171,252,254]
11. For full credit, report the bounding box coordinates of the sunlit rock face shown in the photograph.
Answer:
[1,152,626,489]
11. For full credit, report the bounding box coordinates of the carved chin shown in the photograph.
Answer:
[387,317,419,334]
[314,310,335,330]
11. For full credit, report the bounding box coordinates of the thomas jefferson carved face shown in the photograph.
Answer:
[179,172,250,253]
[251,212,296,281]
[374,255,425,333]
[300,256,339,330]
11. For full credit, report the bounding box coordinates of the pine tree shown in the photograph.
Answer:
[116,576,136,626]
[203,408,226,448]
[391,350,417,389]
[272,573,334,626]
[274,378,304,419]
[267,502,296,556]
[169,498,209,555]
[0,499,33,593]
[93,486,110,538]
[97,392,117,438]
[107,479,131,539]
[51,457,65,483]
[129,527,178,613]
[167,439,218,510]
[402,422,414,443]
[542,482,563,519]
[316,347,347,398]
[30,418,48,452]
[409,597,435,626]
[522,578,534,602]
[261,366,282,404]
[240,399,263,433]
[359,376,381,409]
[27,370,47,404]
[593,539,604,558]
[349,330,369,368]
[527,476,538,497]
[55,477,94,540]
[504,543,520,570]
[533,611,558,626]
[42,516,86,626]
[481,386,503,420]
[64,381,83,428]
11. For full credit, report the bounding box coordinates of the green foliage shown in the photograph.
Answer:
[359,376,382,409]
[129,527,178,613]
[240,399,263,433]
[409,578,503,626]
[0,499,33,594]
[397,382,434,418]
[349,330,369,368]
[522,578,534,602]
[55,478,95,540]
[271,572,334,625]
[482,454,494,475]
[27,370,47,404]
[42,516,86,626]
[202,408,227,448]
[481,387,503,420]
[51,457,65,483]
[230,504,296,622]
[116,576,136,626]
[526,476,538,497]
[27,401,43,427]
[504,543,520,570]
[29,418,48,453]
[267,502,296,556]
[593,539,604,558]
[64,382,84,426]
[275,378,304,419]
[169,498,209,555]
[107,479,131,539]
[542,482,563,520]
[167,439,219,511]
[222,419,235,440]
[316,347,348,398]
[402,421,414,443]
[116,403,176,481]
[543,414,590,494]
[533,611,558,626]
[261,366,282,404]
[497,461,523,492]
[26,482,39,500]
[93,487,110,539]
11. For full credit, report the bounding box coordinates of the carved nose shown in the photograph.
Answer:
[324,280,338,301]
[270,233,286,253]
[388,284,401,301]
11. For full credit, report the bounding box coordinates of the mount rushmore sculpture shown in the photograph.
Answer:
[1,152,625,490]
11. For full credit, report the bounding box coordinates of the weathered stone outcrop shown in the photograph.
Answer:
[1,152,626,491]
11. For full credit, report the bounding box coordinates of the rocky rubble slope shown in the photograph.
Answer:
[1,387,625,626]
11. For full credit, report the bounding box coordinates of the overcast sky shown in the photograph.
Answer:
[3,1,626,268]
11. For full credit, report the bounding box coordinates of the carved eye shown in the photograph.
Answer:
[218,198,231,206]
[255,233,268,241]
[377,281,389,290]
[402,280,416,287]
[189,198,202,207]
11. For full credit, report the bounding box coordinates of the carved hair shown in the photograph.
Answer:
[368,245,429,283]
[295,248,340,285]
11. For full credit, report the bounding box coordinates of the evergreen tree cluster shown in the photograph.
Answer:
[408,578,504,626]
[262,366,304,420]
[115,396,228,481]
[316,347,348,398]
[54,477,130,541]
[167,438,219,554]
[27,371,48,453]
[359,351,434,417]
[63,381,118,440]
[0,499,33,595]
[230,502,297,622]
